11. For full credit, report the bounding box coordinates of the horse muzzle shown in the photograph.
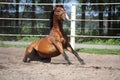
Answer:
[63,13,69,21]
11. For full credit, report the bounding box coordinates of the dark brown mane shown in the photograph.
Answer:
[55,5,64,8]
[49,10,54,29]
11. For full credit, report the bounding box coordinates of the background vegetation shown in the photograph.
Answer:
[0,0,120,47]
[0,0,120,36]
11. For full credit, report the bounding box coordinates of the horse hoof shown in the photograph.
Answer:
[41,58,51,63]
[23,59,28,63]
[68,62,72,65]
[23,60,27,63]
[81,61,85,65]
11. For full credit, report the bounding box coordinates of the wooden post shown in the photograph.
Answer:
[70,4,76,49]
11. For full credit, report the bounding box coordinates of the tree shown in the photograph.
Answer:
[31,0,36,34]
[15,0,19,33]
[90,0,104,35]
[107,0,120,36]
[107,0,112,35]
[111,0,117,35]
[81,0,87,35]
[98,0,104,35]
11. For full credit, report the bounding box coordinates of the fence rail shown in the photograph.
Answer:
[0,18,120,22]
[0,18,49,21]
[0,2,120,5]
[0,2,120,49]
[0,34,120,39]
[0,26,120,30]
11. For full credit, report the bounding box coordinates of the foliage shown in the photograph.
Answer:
[0,36,20,41]
[21,27,31,34]
[19,36,40,42]
[106,39,120,45]
[0,36,41,42]
[0,0,120,40]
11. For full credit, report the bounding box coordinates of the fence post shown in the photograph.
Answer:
[70,4,76,49]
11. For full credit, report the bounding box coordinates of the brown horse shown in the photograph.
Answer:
[23,5,85,65]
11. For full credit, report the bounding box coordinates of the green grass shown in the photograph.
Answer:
[0,42,120,55]
[0,36,40,42]
[19,36,40,42]
[76,48,120,55]
[0,44,27,48]
[77,39,120,45]
[1,37,120,45]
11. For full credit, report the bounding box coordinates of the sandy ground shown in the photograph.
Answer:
[0,47,120,80]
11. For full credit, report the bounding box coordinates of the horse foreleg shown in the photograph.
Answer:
[66,43,85,65]
[52,41,72,64]
[52,42,71,64]
[52,42,64,54]
[62,52,72,64]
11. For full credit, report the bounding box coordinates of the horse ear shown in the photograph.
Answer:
[53,6,56,10]
[53,5,64,10]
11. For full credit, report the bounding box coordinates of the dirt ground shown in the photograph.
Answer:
[0,47,120,80]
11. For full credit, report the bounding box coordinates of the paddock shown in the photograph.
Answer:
[0,47,120,80]
[0,1,120,80]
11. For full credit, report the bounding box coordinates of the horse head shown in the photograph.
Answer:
[53,5,69,21]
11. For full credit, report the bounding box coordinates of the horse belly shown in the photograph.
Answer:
[36,39,60,58]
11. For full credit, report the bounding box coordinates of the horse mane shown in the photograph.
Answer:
[49,9,54,29]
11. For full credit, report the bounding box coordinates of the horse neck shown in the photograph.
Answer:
[51,16,63,32]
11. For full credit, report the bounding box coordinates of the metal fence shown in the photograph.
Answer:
[0,2,120,48]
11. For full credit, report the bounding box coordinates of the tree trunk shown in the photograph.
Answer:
[81,0,86,35]
[98,1,104,36]
[0,5,4,33]
[107,0,112,35]
[31,0,36,34]
[111,0,117,35]
[0,6,2,26]
[15,0,19,33]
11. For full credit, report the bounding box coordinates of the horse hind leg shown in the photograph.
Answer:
[23,50,29,62]
[41,58,51,63]
[66,43,85,65]
[23,47,50,63]
[23,47,34,63]
[72,50,85,65]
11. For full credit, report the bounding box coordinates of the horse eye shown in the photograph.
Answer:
[57,10,60,12]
